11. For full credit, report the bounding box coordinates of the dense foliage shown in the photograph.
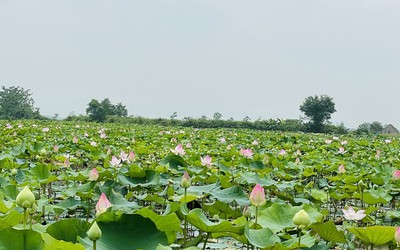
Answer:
[0,86,42,119]
[300,95,336,133]
[0,120,399,249]
[86,98,128,122]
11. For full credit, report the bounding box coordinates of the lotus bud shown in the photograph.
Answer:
[87,221,102,241]
[249,184,266,207]
[27,203,37,215]
[395,227,400,246]
[293,209,310,226]
[11,168,18,176]
[16,186,35,208]
[96,193,112,216]
[180,171,191,189]
[89,168,99,181]
[243,205,251,218]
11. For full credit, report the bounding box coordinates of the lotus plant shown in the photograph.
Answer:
[338,164,345,174]
[16,186,35,228]
[109,156,121,167]
[393,170,400,180]
[171,144,186,156]
[341,206,366,221]
[249,184,266,227]
[240,148,253,159]
[89,168,99,181]
[96,193,112,216]
[87,221,102,250]
[293,209,310,250]
[200,155,212,168]
[395,227,400,247]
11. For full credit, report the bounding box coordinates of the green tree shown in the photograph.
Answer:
[370,121,383,134]
[213,112,222,121]
[0,86,41,119]
[299,95,336,133]
[86,98,128,122]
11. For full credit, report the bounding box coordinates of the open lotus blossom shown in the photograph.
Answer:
[338,164,346,174]
[6,124,12,129]
[100,132,107,139]
[278,149,287,156]
[109,156,121,167]
[393,170,400,180]
[325,139,332,144]
[249,184,266,207]
[171,144,186,156]
[186,142,192,148]
[375,150,381,159]
[119,150,128,162]
[240,148,253,159]
[395,227,400,245]
[385,139,392,144]
[96,193,112,216]
[42,127,49,132]
[219,137,226,143]
[90,141,97,147]
[200,155,212,167]
[338,147,346,154]
[341,206,366,221]
[252,140,258,146]
[89,168,99,181]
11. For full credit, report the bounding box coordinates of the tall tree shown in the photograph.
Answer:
[300,95,336,133]
[86,98,128,122]
[0,86,41,119]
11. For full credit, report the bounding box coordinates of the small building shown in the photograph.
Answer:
[382,124,399,134]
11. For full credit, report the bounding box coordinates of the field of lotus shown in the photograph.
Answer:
[0,120,400,249]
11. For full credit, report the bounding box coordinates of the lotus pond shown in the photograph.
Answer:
[0,120,400,249]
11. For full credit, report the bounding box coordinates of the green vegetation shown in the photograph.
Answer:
[0,86,42,119]
[300,95,336,133]
[0,120,399,249]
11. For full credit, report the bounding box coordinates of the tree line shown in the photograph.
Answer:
[0,85,389,135]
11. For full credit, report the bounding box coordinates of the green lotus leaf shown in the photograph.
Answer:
[311,221,346,243]
[244,223,281,248]
[210,186,250,206]
[348,226,396,246]
[0,228,44,250]
[42,233,85,250]
[46,218,90,243]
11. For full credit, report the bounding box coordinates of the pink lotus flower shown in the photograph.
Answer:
[219,137,226,143]
[42,127,49,132]
[53,145,59,153]
[64,157,70,168]
[72,136,78,144]
[278,149,287,156]
[89,168,99,181]
[338,147,346,154]
[186,142,192,148]
[325,139,332,144]
[240,148,253,159]
[171,144,186,156]
[119,150,128,162]
[341,206,366,221]
[96,193,112,216]
[6,124,12,129]
[385,139,392,144]
[128,151,135,162]
[109,156,121,167]
[395,227,400,245]
[393,170,400,180]
[249,184,266,207]
[100,132,107,139]
[90,141,97,147]
[338,164,346,174]
[200,155,212,167]
[252,140,258,146]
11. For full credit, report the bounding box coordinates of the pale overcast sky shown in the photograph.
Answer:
[1,0,399,128]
